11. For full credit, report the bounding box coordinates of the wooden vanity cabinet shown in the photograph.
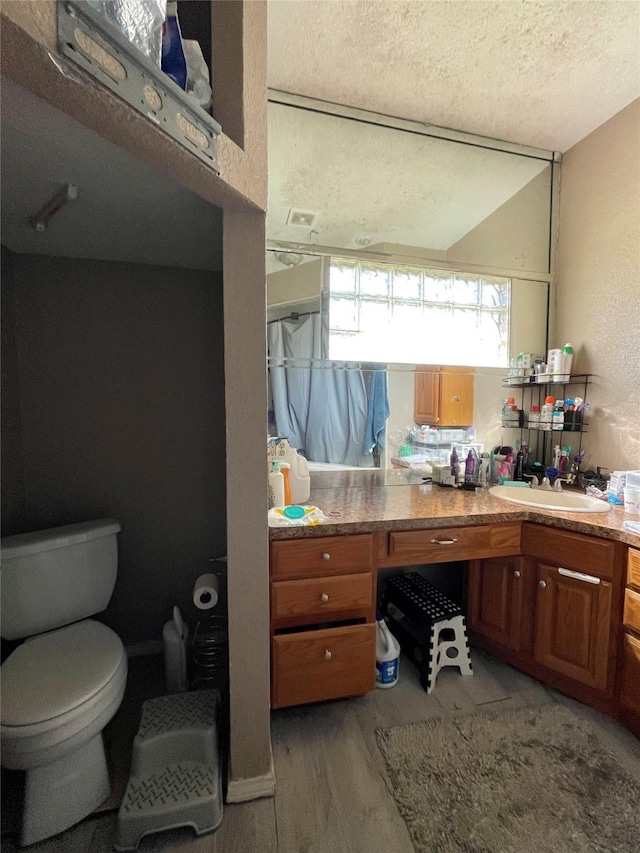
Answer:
[469,525,622,711]
[619,547,640,735]
[270,535,376,709]
[533,562,612,690]
[467,556,534,653]
[414,365,474,426]
[521,524,620,704]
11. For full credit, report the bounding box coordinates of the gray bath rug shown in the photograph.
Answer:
[376,703,640,853]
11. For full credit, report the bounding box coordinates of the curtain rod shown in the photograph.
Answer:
[267,310,320,325]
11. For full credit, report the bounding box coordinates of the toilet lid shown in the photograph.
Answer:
[1,620,125,727]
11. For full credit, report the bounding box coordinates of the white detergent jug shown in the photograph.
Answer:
[375,616,400,688]
[288,451,310,504]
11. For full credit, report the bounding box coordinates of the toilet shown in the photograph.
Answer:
[1,520,128,846]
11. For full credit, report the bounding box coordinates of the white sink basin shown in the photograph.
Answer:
[489,485,611,513]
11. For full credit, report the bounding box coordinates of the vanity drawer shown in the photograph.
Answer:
[271,572,373,626]
[623,588,640,635]
[386,523,521,565]
[620,632,640,714]
[271,623,376,708]
[271,534,375,580]
[521,524,615,578]
[628,548,640,590]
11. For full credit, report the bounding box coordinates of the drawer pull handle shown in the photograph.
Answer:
[514,570,521,578]
[324,650,332,661]
[558,567,601,585]
[322,553,331,561]
[539,580,547,589]
[321,593,329,602]
[429,538,458,545]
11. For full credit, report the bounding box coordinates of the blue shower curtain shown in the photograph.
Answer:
[268,315,377,467]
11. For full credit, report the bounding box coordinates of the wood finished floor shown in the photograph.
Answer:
[2,650,639,853]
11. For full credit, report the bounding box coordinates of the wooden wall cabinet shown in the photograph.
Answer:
[414,365,474,426]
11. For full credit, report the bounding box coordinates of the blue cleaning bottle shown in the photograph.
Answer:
[162,1,188,90]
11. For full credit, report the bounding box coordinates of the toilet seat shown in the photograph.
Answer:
[1,619,124,726]
[1,620,127,770]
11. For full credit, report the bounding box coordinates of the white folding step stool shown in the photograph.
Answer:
[382,572,473,693]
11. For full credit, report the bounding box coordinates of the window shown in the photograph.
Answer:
[328,258,510,367]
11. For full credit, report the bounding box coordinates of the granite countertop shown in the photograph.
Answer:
[269,469,640,545]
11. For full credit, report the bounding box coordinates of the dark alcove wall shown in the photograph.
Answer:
[2,250,226,645]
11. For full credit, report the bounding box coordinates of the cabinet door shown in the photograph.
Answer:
[468,557,526,651]
[439,367,475,426]
[534,563,611,690]
[620,632,640,716]
[414,366,440,423]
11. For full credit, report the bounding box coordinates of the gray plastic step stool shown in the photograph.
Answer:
[114,689,223,851]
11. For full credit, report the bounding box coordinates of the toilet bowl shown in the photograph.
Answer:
[1,520,127,846]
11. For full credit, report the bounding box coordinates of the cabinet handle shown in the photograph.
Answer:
[324,650,332,661]
[322,553,331,561]
[514,570,521,578]
[429,538,458,545]
[558,567,601,585]
[539,580,547,588]
[320,593,329,602]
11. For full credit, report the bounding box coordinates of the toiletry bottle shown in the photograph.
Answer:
[268,461,285,508]
[561,343,574,378]
[450,447,459,483]
[464,450,475,484]
[552,444,561,469]
[478,453,490,487]
[552,401,565,431]
[540,396,555,431]
[528,404,540,429]
[279,461,292,505]
[507,397,519,427]
[162,1,188,89]
[514,447,524,481]
[559,449,569,474]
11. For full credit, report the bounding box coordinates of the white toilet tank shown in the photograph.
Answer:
[0,520,121,641]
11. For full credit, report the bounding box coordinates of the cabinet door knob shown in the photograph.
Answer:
[539,580,547,589]
[321,593,329,602]
[322,553,331,561]
[514,570,521,578]
[324,650,332,661]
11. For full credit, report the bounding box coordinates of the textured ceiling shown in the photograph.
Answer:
[268,102,550,251]
[267,0,640,152]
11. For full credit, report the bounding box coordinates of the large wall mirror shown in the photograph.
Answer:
[266,94,555,473]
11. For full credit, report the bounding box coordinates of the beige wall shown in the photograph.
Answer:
[447,169,551,273]
[1,251,226,645]
[556,99,640,472]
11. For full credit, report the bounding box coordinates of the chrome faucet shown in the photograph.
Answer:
[523,473,541,488]
[552,477,571,492]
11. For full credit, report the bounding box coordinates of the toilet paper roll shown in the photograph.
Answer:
[193,573,219,610]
